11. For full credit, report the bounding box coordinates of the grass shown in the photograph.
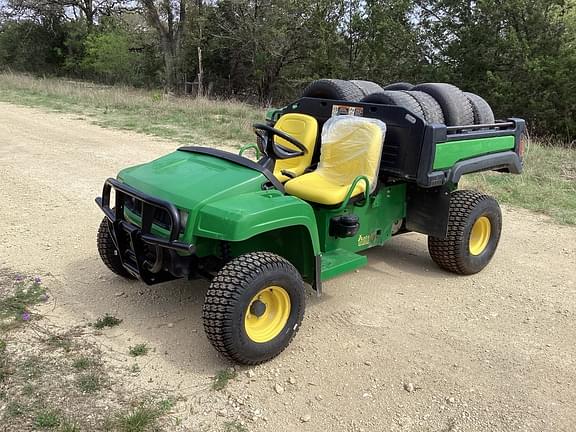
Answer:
[72,356,97,370]
[0,269,176,431]
[111,402,169,432]
[46,334,73,352]
[212,368,237,391]
[6,401,26,417]
[76,372,103,393]
[92,313,122,330]
[224,421,249,432]
[20,355,44,380]
[35,409,61,428]
[128,343,149,357]
[0,72,263,148]
[462,140,576,224]
[0,72,573,224]
[0,276,46,325]
[60,420,81,432]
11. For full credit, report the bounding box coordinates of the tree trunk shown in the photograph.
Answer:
[141,0,186,93]
[197,45,204,97]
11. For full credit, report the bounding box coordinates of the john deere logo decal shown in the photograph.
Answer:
[358,232,378,247]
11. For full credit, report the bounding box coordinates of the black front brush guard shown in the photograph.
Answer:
[95,178,195,284]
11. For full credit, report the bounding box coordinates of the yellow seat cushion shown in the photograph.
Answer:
[284,171,366,205]
[272,114,318,182]
[285,116,385,205]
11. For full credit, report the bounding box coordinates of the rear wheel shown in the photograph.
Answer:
[428,191,502,275]
[202,252,305,365]
[96,217,135,279]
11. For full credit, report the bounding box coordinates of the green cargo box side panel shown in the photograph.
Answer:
[433,136,515,170]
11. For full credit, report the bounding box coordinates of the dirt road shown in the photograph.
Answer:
[1,102,575,432]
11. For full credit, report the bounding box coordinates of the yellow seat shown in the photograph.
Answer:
[285,116,386,205]
[272,114,318,182]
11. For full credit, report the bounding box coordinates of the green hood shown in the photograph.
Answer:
[118,150,267,210]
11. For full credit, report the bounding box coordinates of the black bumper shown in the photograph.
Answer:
[95,178,195,284]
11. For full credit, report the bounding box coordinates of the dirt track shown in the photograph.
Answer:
[1,102,575,432]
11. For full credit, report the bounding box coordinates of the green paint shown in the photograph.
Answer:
[313,184,406,280]
[433,136,515,169]
[118,150,320,281]
[321,249,367,280]
[315,184,406,255]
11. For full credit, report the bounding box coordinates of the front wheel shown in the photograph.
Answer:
[97,217,136,279]
[202,252,305,365]
[428,191,502,275]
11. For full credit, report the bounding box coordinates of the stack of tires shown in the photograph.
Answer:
[301,79,495,126]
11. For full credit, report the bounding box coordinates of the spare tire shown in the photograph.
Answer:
[383,82,414,91]
[361,91,425,119]
[301,79,364,102]
[412,83,474,126]
[464,92,495,124]
[406,90,445,124]
[350,80,384,97]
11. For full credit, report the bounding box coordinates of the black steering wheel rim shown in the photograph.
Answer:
[253,123,308,159]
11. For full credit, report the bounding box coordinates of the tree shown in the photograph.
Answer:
[140,0,187,92]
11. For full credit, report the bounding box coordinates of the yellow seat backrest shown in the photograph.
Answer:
[316,116,384,190]
[284,116,386,206]
[272,113,318,182]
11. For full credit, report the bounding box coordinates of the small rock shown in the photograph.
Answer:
[217,409,227,417]
[274,384,285,395]
[315,395,323,401]
[288,376,297,385]
[364,361,372,366]
[167,323,174,328]
[447,397,456,404]
[115,292,125,297]
[300,414,311,423]
[403,382,416,393]
[246,370,256,378]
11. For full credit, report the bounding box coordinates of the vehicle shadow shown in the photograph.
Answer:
[362,232,458,279]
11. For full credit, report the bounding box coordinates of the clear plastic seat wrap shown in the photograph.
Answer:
[285,115,386,205]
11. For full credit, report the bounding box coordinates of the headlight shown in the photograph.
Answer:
[179,210,189,231]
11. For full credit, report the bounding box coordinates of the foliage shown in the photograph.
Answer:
[93,313,123,329]
[212,368,237,391]
[128,343,149,357]
[1,0,576,139]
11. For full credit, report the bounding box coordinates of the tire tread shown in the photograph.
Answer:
[202,252,304,365]
[428,190,497,274]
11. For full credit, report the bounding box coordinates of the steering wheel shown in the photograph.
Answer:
[253,123,308,160]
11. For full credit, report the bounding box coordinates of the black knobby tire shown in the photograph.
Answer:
[406,90,445,124]
[361,91,425,119]
[96,217,135,279]
[349,80,384,97]
[428,191,502,275]
[383,82,414,91]
[202,252,305,365]
[464,92,495,124]
[301,79,364,102]
[412,83,474,126]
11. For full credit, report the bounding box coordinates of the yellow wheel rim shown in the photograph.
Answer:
[469,216,491,256]
[244,286,291,343]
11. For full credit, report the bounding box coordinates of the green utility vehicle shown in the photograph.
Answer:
[96,94,525,364]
